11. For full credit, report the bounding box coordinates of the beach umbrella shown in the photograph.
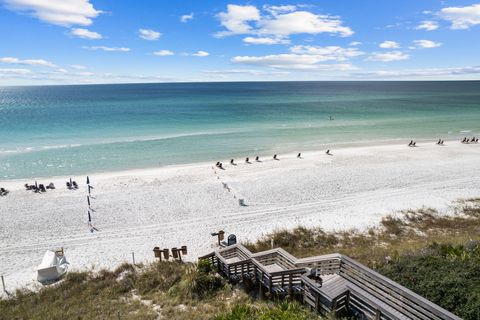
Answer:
[69,177,72,185]
[88,211,91,222]
[87,196,91,206]
[88,185,91,195]
[86,176,90,185]
[35,181,38,189]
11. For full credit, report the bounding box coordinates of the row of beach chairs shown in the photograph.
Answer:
[25,183,55,193]
[461,137,479,143]
[7,179,82,196]
[222,151,333,168]
[409,138,480,147]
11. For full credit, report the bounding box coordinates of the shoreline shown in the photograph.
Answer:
[0,137,472,184]
[1,140,480,293]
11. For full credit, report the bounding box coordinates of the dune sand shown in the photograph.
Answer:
[1,141,480,293]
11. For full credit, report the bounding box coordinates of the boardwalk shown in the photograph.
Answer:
[200,244,460,320]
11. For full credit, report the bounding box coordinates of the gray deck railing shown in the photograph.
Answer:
[199,244,461,320]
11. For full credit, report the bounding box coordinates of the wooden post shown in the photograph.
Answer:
[131,251,135,265]
[259,279,264,299]
[1,275,5,293]
[268,275,273,293]
[218,231,225,246]
[288,274,293,296]
[332,298,338,312]
[345,291,350,310]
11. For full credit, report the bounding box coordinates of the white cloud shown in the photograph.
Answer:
[259,11,353,37]
[353,66,480,78]
[76,71,94,76]
[440,4,480,29]
[70,64,87,69]
[216,4,261,36]
[70,28,102,39]
[192,51,209,57]
[416,20,439,31]
[379,41,400,49]
[203,69,290,76]
[216,4,353,41]
[413,39,442,48]
[289,45,364,61]
[0,56,56,67]
[0,68,32,75]
[180,12,194,23]
[367,51,409,62]
[4,0,101,26]
[263,5,297,15]
[0,67,185,84]
[243,36,289,45]
[83,46,130,52]
[138,28,161,41]
[349,41,362,46]
[153,50,174,56]
[231,44,363,70]
[232,55,354,71]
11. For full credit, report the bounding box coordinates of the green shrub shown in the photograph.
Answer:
[379,242,480,320]
[213,302,321,320]
[212,304,256,320]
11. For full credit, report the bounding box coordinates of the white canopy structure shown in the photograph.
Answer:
[37,249,69,283]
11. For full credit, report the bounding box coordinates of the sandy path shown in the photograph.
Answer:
[1,141,480,293]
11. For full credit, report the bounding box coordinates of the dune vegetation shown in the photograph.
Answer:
[246,198,480,320]
[1,198,479,319]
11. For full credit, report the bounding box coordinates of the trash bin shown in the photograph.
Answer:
[172,247,178,259]
[238,199,245,206]
[162,249,169,260]
[153,246,161,258]
[227,234,237,246]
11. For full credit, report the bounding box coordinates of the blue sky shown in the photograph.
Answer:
[1,0,480,85]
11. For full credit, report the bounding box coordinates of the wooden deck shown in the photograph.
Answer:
[199,244,460,320]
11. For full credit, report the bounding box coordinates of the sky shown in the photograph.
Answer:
[0,0,480,85]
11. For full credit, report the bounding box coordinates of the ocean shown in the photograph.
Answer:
[1,81,479,179]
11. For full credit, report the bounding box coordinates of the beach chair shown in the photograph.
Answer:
[37,248,69,284]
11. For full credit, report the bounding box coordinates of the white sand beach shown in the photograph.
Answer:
[1,141,480,293]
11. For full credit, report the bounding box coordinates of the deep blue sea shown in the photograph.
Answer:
[1,81,479,179]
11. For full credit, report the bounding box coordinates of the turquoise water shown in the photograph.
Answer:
[1,81,479,179]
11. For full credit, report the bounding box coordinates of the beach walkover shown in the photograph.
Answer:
[200,244,460,320]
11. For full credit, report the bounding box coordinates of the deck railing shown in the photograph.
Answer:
[199,244,460,320]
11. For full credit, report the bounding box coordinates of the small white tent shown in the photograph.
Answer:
[37,250,69,283]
